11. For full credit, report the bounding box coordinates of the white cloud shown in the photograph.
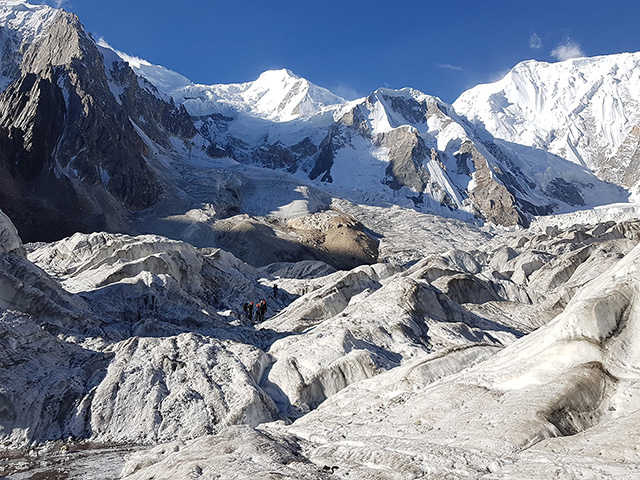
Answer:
[97,38,151,69]
[551,39,585,61]
[529,33,542,49]
[39,0,69,7]
[437,63,463,71]
[330,85,361,101]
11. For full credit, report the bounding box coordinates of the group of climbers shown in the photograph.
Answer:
[242,299,267,322]
[242,284,278,323]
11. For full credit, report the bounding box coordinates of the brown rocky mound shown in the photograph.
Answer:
[212,210,378,270]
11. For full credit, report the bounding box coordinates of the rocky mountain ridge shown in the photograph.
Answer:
[0,3,194,243]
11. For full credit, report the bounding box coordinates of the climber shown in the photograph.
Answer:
[243,302,254,320]
[273,283,278,299]
[256,299,267,322]
[255,300,262,322]
[260,299,267,321]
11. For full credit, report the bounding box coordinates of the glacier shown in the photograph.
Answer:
[5,201,640,478]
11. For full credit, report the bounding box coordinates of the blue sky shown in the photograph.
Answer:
[42,0,640,103]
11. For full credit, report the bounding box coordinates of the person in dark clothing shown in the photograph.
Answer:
[256,299,267,322]
[243,302,254,320]
[255,301,262,322]
[273,284,278,299]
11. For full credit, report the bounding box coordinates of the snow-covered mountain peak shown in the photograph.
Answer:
[0,1,58,40]
[373,86,440,104]
[162,68,346,121]
[254,68,300,84]
[98,46,346,122]
[244,68,346,121]
[0,0,59,89]
[0,0,52,14]
[359,86,451,134]
[454,51,640,173]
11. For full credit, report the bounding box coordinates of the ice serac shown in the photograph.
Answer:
[0,4,195,243]
[89,333,278,444]
[260,251,525,415]
[1,224,283,448]
[0,211,110,447]
[0,208,23,255]
[119,426,329,480]
[275,229,640,478]
[0,209,94,329]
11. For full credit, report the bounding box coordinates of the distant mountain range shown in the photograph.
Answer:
[0,1,636,246]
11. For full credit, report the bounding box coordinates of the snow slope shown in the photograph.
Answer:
[454,52,640,178]
[96,38,192,94]
[0,0,58,90]
[109,55,348,123]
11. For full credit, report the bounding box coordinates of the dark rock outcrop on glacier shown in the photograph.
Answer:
[210,211,379,270]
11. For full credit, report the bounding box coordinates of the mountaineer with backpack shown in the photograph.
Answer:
[243,302,254,321]
[256,299,267,322]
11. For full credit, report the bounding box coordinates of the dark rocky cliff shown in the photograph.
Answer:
[0,10,195,242]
